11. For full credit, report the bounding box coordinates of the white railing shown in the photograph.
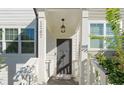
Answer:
[13,58,39,85]
[80,59,108,85]
[89,59,108,85]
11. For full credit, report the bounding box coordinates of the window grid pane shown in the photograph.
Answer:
[106,24,113,35]
[106,37,115,49]
[5,28,18,40]
[21,28,34,40]
[6,42,18,53]
[90,39,103,48]
[21,42,34,53]
[90,24,104,35]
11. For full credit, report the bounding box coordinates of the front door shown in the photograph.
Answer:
[57,39,72,74]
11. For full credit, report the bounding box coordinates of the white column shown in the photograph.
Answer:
[79,9,89,85]
[37,10,47,84]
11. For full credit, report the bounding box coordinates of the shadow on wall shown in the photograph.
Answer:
[0,19,36,85]
[46,23,80,79]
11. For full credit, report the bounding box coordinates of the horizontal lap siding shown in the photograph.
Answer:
[0,8,35,26]
[89,8,124,20]
[88,8,106,20]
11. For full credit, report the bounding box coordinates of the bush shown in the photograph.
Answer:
[95,51,124,84]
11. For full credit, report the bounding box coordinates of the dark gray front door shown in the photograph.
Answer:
[57,39,72,74]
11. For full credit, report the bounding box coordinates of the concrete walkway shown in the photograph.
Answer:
[47,77,79,85]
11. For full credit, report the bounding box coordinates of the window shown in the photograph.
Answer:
[0,28,35,54]
[89,21,115,50]
[21,28,34,53]
[5,28,18,53]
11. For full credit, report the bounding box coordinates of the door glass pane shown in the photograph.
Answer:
[90,24,104,35]
[90,39,103,48]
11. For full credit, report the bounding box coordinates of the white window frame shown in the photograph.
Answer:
[88,20,122,51]
[0,26,36,55]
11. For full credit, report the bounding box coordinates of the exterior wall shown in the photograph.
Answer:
[0,8,36,85]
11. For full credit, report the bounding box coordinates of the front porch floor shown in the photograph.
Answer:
[47,76,79,85]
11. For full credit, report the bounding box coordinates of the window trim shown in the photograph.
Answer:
[0,27,36,55]
[88,20,122,51]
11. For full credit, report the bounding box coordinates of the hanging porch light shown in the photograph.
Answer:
[61,18,65,33]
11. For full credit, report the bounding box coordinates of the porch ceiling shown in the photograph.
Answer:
[45,9,82,37]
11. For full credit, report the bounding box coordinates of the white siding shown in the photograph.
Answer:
[88,8,106,20]
[89,8,124,20]
[0,8,36,85]
[0,8,35,26]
